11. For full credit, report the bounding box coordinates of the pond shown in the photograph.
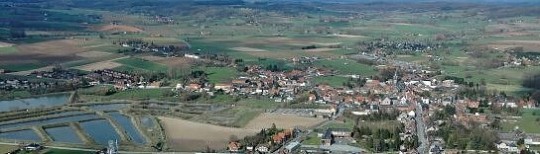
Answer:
[45,126,83,144]
[80,120,120,145]
[109,112,146,144]
[0,113,101,130]
[88,104,129,111]
[0,129,41,141]
[0,94,70,112]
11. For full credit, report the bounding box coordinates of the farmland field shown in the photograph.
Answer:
[315,59,378,76]
[159,117,258,151]
[115,57,168,72]
[244,113,326,130]
[502,109,540,134]
[312,76,349,87]
[0,144,17,153]
[197,67,238,84]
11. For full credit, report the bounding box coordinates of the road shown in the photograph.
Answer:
[0,142,191,154]
[271,104,348,154]
[415,102,428,154]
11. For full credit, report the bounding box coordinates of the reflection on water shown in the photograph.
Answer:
[80,120,120,145]
[0,129,41,141]
[89,104,128,111]
[0,94,70,112]
[109,112,146,144]
[45,126,83,143]
[0,113,100,129]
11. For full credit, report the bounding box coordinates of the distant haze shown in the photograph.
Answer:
[244,0,540,3]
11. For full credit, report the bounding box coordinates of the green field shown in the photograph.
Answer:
[196,67,239,84]
[502,109,540,134]
[81,88,175,101]
[358,120,400,130]
[312,76,349,87]
[442,65,540,93]
[0,63,46,72]
[315,59,377,76]
[43,148,94,154]
[115,57,168,72]
[0,46,18,55]
[303,132,321,145]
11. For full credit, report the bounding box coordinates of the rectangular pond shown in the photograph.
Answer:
[45,126,83,144]
[0,113,101,129]
[0,129,41,141]
[109,112,146,144]
[88,104,129,111]
[0,93,70,112]
[80,120,120,145]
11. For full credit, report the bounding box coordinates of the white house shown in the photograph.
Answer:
[184,54,200,59]
[496,142,519,153]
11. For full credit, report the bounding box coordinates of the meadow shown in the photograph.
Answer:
[315,59,378,76]
[114,57,168,72]
[502,109,540,134]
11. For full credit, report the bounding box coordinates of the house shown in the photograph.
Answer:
[214,83,232,93]
[283,141,300,154]
[496,141,519,153]
[186,83,202,92]
[24,143,43,151]
[321,128,351,146]
[429,145,443,154]
[184,54,200,59]
[466,100,480,109]
[328,128,351,137]
[321,130,333,146]
[228,141,241,152]
[525,134,540,145]
[256,144,269,153]
[351,110,371,116]
[381,97,392,106]
[114,80,129,90]
[272,129,293,144]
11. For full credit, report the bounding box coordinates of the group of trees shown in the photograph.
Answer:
[352,125,410,152]
[343,77,366,89]
[436,124,499,150]
[523,73,540,103]
[358,110,400,121]
[239,123,282,149]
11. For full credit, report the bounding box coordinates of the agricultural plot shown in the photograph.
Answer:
[114,57,168,72]
[244,113,326,130]
[159,117,258,152]
[312,76,349,87]
[315,59,377,76]
[196,67,239,84]
[97,24,144,33]
[502,109,540,134]
[0,47,17,55]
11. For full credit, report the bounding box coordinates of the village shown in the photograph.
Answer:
[1,40,540,153]
[1,0,540,153]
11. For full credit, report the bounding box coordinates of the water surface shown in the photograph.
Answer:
[0,113,100,130]
[0,94,70,112]
[109,112,146,144]
[45,126,83,144]
[0,129,41,141]
[80,120,120,145]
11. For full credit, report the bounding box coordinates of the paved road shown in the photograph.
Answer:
[415,102,428,154]
[0,142,185,154]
